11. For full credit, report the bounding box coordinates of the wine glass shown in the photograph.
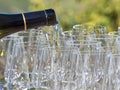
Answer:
[3,35,31,90]
[113,54,120,90]
[56,46,82,90]
[31,46,56,90]
[72,24,106,41]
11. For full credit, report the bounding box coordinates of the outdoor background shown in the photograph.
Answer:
[0,0,120,32]
[0,0,120,83]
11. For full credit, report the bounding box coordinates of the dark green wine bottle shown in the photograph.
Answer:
[0,8,57,38]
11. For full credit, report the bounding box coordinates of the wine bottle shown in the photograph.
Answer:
[0,8,57,38]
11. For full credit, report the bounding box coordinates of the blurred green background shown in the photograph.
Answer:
[0,0,120,32]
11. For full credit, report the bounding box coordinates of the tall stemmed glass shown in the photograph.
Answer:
[72,24,106,41]
[32,46,56,90]
[56,46,82,90]
[3,35,30,90]
[57,29,102,90]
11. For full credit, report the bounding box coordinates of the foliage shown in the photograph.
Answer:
[29,0,120,32]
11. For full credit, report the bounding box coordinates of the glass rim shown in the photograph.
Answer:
[73,24,105,28]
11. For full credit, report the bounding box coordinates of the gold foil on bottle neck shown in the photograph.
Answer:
[21,13,27,30]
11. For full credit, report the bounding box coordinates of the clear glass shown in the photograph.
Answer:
[1,24,120,89]
[72,24,106,41]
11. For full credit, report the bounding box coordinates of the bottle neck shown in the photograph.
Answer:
[0,9,57,30]
[0,8,57,38]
